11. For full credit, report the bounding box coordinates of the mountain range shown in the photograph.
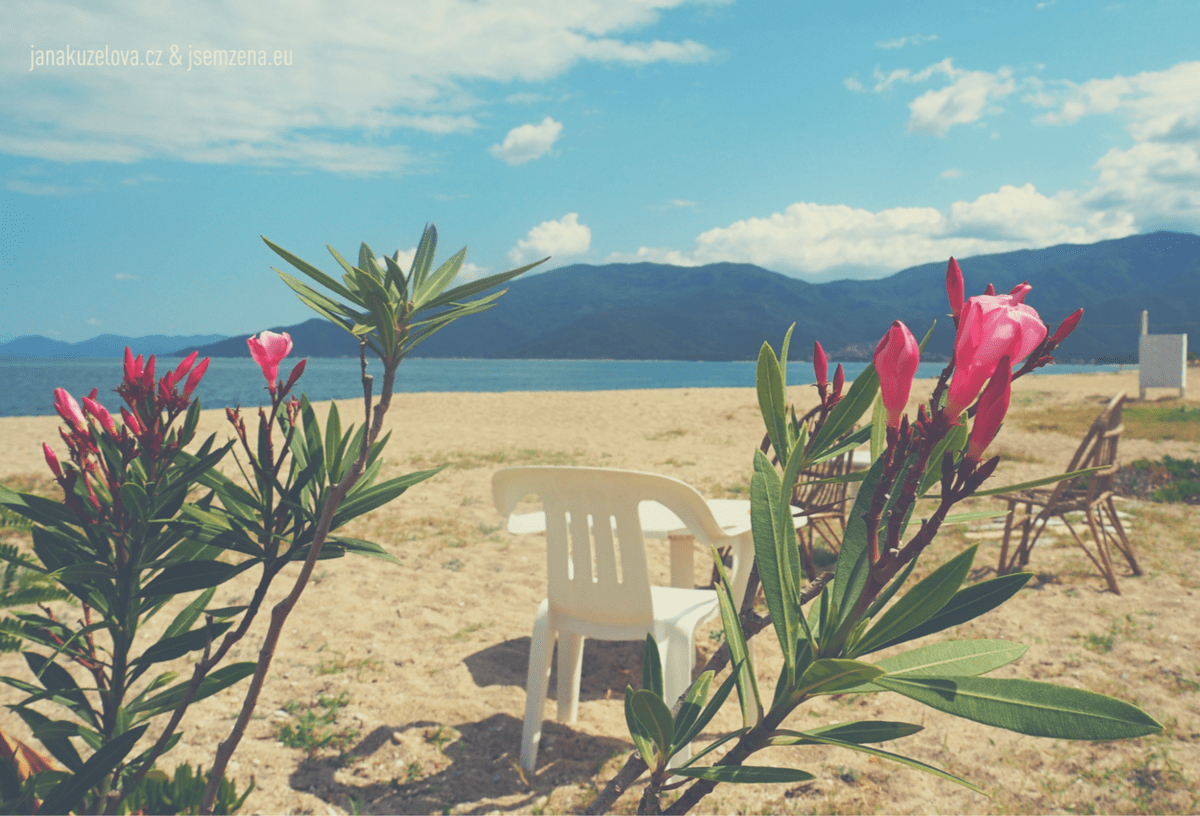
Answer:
[4,231,1197,363]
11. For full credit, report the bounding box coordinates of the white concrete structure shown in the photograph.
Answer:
[1138,310,1187,399]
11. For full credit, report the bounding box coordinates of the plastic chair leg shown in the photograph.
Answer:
[520,601,555,774]
[556,632,586,723]
[658,626,695,766]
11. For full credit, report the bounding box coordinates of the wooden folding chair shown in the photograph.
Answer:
[791,451,852,583]
[995,392,1140,593]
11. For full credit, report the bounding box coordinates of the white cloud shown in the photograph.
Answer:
[907,67,1015,135]
[871,57,958,92]
[113,272,138,280]
[4,1,715,173]
[843,76,865,93]
[508,213,591,264]
[940,168,962,178]
[488,117,563,165]
[667,199,696,208]
[607,184,1136,277]
[876,34,939,50]
[86,318,101,326]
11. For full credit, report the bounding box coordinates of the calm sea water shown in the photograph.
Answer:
[0,357,1128,418]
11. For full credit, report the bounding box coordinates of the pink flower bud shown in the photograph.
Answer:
[142,355,156,390]
[121,407,146,435]
[813,341,828,389]
[832,363,845,402]
[54,388,87,432]
[967,356,1012,461]
[168,351,199,390]
[1049,308,1084,346]
[183,357,210,398]
[123,347,143,384]
[946,257,964,319]
[43,443,63,479]
[873,321,920,429]
[1008,281,1031,305]
[82,397,117,435]
[281,358,307,395]
[945,293,1047,416]
[983,283,995,296]
[247,331,294,389]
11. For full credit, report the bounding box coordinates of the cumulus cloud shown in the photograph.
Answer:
[488,117,563,165]
[907,67,1015,135]
[876,34,939,49]
[508,213,591,264]
[4,0,715,173]
[940,168,962,178]
[607,185,1136,277]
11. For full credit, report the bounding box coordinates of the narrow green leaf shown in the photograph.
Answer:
[422,258,545,310]
[787,732,983,793]
[632,689,674,757]
[852,545,978,657]
[130,621,233,668]
[673,664,740,751]
[23,653,98,728]
[37,725,148,816]
[877,572,1034,650]
[262,236,356,300]
[410,223,438,288]
[972,466,1105,497]
[941,508,1012,525]
[11,708,83,771]
[624,686,657,769]
[642,634,664,699]
[712,546,761,726]
[772,720,923,745]
[130,662,256,715]
[330,537,403,566]
[870,397,886,464]
[162,587,217,641]
[756,342,789,463]
[671,765,815,784]
[138,561,244,598]
[876,675,1162,739]
[831,455,886,624]
[120,482,149,523]
[413,246,467,310]
[796,658,884,697]
[842,640,1029,693]
[671,671,714,752]
[918,421,968,497]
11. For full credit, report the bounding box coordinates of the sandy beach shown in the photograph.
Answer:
[2,369,1198,814]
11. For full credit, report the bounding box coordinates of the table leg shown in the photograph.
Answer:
[669,533,696,589]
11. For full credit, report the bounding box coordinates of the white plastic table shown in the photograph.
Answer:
[505,498,806,590]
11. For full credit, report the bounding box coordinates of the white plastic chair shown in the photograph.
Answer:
[492,466,754,775]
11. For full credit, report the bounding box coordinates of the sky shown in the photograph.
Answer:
[2,0,1198,343]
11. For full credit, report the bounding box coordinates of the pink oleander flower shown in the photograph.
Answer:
[831,363,845,403]
[945,293,1047,417]
[121,407,146,436]
[82,397,117,435]
[183,356,210,398]
[946,257,964,319]
[967,356,1012,461]
[247,331,293,389]
[163,351,198,391]
[1049,308,1084,346]
[813,341,828,391]
[54,388,87,432]
[43,443,63,480]
[874,321,920,429]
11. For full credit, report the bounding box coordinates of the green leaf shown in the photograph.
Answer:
[671,765,815,784]
[941,508,1012,525]
[331,467,444,528]
[10,708,83,772]
[162,587,218,641]
[631,689,674,757]
[409,223,438,289]
[851,545,978,656]
[876,572,1034,650]
[120,482,149,524]
[971,466,1105,497]
[673,664,740,752]
[130,662,256,715]
[671,671,713,752]
[918,421,968,497]
[870,397,886,464]
[329,537,403,566]
[641,635,664,699]
[412,247,467,310]
[875,675,1162,739]
[756,342,789,464]
[624,686,657,769]
[138,561,244,598]
[23,653,99,729]
[781,731,983,793]
[796,658,884,697]
[130,621,233,668]
[36,725,148,816]
[842,640,1029,693]
[421,258,545,311]
[771,720,923,745]
[262,236,356,300]
[712,547,761,726]
[831,455,886,626]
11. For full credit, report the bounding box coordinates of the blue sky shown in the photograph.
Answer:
[2,0,1198,343]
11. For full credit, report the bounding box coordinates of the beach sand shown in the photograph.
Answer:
[2,370,1198,814]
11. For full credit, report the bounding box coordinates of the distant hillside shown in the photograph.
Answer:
[8,231,1198,363]
[0,333,228,359]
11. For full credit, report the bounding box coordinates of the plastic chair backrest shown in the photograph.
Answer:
[493,467,733,628]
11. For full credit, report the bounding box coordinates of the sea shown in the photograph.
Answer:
[0,357,1129,418]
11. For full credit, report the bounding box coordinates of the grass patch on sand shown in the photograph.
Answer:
[1014,399,1200,443]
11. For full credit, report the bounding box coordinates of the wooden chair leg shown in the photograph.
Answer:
[1014,503,1040,571]
[1084,504,1121,594]
[1104,497,1141,575]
